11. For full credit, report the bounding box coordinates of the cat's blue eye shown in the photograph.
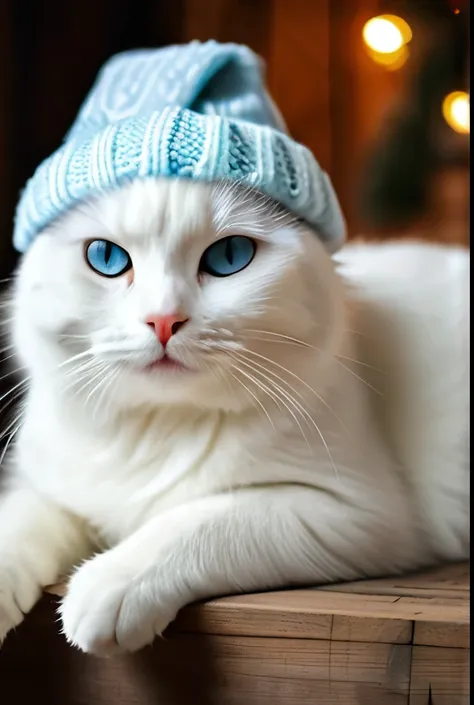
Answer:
[200,236,256,278]
[85,240,132,278]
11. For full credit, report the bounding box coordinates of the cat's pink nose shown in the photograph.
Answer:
[146,314,189,347]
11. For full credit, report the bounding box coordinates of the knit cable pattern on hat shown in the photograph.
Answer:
[13,40,346,253]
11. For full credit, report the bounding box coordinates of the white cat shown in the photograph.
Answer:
[0,178,469,655]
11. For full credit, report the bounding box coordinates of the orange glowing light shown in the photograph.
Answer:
[367,45,410,70]
[362,15,412,70]
[362,15,412,53]
[442,91,470,134]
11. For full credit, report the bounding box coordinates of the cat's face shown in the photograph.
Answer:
[12,178,343,414]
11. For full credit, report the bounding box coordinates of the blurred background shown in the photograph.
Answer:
[0,0,470,281]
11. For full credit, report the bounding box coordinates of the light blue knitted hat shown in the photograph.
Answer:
[13,40,346,253]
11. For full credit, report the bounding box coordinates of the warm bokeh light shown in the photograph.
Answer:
[362,15,412,55]
[367,45,409,71]
[363,17,403,53]
[442,91,470,134]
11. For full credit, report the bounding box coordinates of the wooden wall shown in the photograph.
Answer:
[181,0,405,234]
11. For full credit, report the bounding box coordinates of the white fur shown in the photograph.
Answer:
[0,178,469,655]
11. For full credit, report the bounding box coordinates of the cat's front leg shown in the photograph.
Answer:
[60,486,366,656]
[0,484,91,644]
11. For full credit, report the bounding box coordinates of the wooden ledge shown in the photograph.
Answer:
[46,561,469,645]
[2,562,470,704]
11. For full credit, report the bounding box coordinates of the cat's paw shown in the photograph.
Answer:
[60,554,178,656]
[0,568,40,645]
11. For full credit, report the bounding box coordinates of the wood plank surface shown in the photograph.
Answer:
[4,563,469,704]
[317,562,469,598]
[47,562,469,642]
[414,621,470,649]
[188,585,468,628]
[331,615,412,645]
[410,646,470,705]
[1,617,412,705]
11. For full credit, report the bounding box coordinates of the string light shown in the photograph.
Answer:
[442,91,470,134]
[362,15,412,70]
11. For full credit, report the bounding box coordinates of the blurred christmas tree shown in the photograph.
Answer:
[358,0,469,230]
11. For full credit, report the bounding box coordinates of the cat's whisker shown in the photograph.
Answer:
[58,333,90,342]
[201,357,232,392]
[336,360,383,396]
[0,366,27,383]
[86,366,117,412]
[0,352,18,365]
[232,351,340,478]
[0,377,30,405]
[245,335,383,377]
[201,359,241,418]
[239,346,349,436]
[229,354,312,449]
[231,350,307,406]
[83,365,112,400]
[242,329,314,349]
[226,368,261,412]
[60,360,106,394]
[96,367,123,413]
[232,352,328,453]
[57,349,95,370]
[229,358,329,457]
[89,363,125,421]
[336,353,385,374]
[108,365,130,414]
[227,366,276,431]
[245,335,306,348]
[66,356,107,377]
[0,434,15,467]
[234,362,285,414]
[235,352,338,480]
[61,371,101,393]
[0,406,25,442]
[62,367,97,390]
[65,361,109,396]
[0,417,24,467]
[342,328,370,339]
[64,356,104,379]
[0,390,28,420]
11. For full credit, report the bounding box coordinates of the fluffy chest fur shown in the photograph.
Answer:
[16,370,406,548]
